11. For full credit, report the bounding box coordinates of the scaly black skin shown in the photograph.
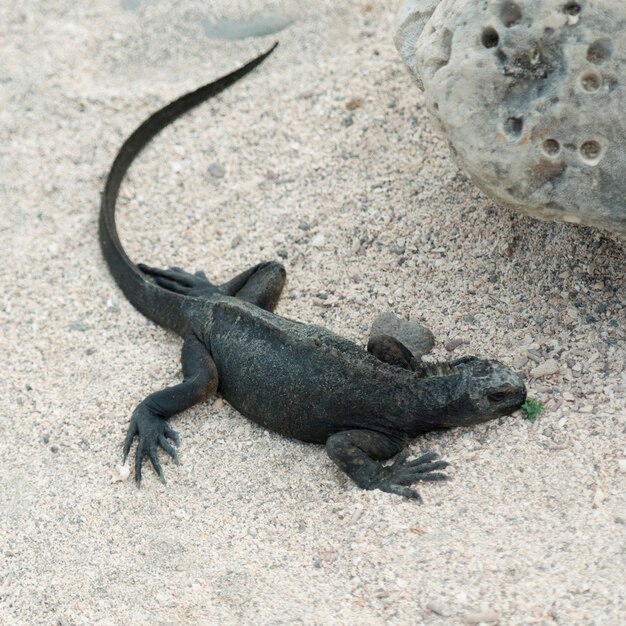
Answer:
[100,44,527,499]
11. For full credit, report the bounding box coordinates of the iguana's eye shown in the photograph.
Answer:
[486,384,517,403]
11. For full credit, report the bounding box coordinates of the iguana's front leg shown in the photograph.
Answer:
[325,430,448,500]
[367,313,435,375]
[367,334,419,370]
[123,335,218,485]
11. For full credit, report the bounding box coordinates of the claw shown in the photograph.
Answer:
[122,420,138,462]
[410,451,439,465]
[387,484,422,500]
[164,426,180,446]
[148,448,166,484]
[415,472,449,481]
[158,434,180,464]
[134,441,144,487]
[410,460,449,473]
[153,276,191,294]
[138,264,194,285]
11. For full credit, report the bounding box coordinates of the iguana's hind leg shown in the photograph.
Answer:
[138,264,221,297]
[139,261,286,311]
[222,261,286,311]
[122,335,218,485]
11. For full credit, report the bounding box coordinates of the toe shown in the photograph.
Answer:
[148,448,166,484]
[164,426,180,446]
[411,451,439,465]
[158,435,180,464]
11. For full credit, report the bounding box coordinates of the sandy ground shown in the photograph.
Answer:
[1,1,625,624]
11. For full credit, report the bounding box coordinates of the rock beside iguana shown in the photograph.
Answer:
[394,0,626,238]
[370,312,435,358]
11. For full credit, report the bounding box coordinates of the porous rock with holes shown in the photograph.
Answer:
[394,0,626,238]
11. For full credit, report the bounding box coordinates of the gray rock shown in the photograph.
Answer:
[393,0,626,238]
[207,162,226,178]
[370,312,435,357]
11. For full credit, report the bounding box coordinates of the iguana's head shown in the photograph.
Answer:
[449,357,526,425]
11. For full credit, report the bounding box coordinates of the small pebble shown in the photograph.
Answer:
[617,459,626,474]
[345,97,363,110]
[513,355,528,369]
[530,359,559,378]
[207,162,226,178]
[111,462,130,483]
[593,488,606,508]
[310,233,325,248]
[445,337,467,352]
[426,601,450,617]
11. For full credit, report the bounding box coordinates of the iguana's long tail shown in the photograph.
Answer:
[99,43,278,336]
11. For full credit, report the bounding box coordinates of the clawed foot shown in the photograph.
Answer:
[374,451,449,500]
[138,264,216,297]
[123,403,180,486]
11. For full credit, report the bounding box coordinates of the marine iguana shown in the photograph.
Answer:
[100,43,526,499]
